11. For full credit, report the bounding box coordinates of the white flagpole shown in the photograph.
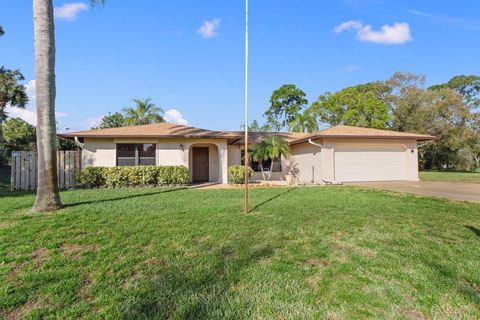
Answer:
[244,0,249,213]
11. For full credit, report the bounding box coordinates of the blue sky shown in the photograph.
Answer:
[1,0,480,131]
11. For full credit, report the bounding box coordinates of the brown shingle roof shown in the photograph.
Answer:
[59,123,240,139]
[59,123,437,143]
[290,125,437,144]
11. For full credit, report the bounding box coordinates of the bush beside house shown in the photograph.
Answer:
[75,165,189,188]
[228,165,254,184]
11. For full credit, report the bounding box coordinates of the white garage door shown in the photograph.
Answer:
[334,144,405,182]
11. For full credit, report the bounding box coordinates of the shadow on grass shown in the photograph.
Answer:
[465,225,480,238]
[63,188,185,208]
[250,187,297,212]
[120,242,276,319]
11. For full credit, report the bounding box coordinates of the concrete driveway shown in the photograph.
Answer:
[346,181,480,203]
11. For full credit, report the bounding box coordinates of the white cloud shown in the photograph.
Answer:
[4,79,67,126]
[357,23,412,44]
[334,20,364,33]
[54,2,88,21]
[343,64,362,72]
[197,19,221,39]
[164,109,188,125]
[335,20,412,44]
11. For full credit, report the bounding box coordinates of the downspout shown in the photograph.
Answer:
[308,139,339,185]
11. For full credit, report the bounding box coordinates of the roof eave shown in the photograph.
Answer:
[290,134,438,145]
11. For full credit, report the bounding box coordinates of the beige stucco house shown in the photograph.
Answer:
[60,123,436,184]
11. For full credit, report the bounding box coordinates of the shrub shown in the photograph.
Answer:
[75,167,107,188]
[228,165,253,184]
[75,165,189,188]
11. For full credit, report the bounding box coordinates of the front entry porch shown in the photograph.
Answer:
[189,144,222,183]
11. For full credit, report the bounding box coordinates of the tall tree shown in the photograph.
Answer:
[33,0,62,211]
[311,84,391,129]
[123,98,165,126]
[0,25,4,36]
[264,84,308,131]
[0,67,28,150]
[32,0,104,212]
[429,75,480,112]
[93,112,126,129]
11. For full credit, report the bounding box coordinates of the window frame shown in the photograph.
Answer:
[116,143,156,166]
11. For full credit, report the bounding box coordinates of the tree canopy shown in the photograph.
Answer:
[429,75,480,111]
[94,112,125,129]
[0,67,28,119]
[311,84,391,129]
[264,84,308,131]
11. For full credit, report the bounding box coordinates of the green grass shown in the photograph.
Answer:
[0,166,10,191]
[420,171,480,183]
[1,187,479,319]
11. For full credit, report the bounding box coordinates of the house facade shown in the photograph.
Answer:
[60,123,436,184]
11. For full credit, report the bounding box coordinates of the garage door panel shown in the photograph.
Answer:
[334,144,405,182]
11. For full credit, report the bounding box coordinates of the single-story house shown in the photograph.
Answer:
[60,123,436,184]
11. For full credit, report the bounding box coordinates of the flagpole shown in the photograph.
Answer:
[244,0,249,213]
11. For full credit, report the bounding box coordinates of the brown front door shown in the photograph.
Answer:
[192,147,209,182]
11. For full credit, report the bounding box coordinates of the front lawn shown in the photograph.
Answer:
[420,171,480,183]
[1,187,479,319]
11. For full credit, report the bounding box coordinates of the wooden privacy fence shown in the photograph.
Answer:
[11,151,81,191]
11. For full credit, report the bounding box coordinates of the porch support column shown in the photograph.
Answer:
[217,143,228,184]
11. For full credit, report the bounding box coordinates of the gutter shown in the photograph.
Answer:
[307,139,341,185]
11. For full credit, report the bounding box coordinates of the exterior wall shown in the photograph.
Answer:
[227,145,241,166]
[81,137,419,184]
[82,138,116,168]
[289,138,419,183]
[81,138,229,183]
[324,138,419,182]
[289,141,323,183]
[157,138,227,183]
[156,140,188,166]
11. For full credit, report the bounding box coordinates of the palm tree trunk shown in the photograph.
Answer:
[268,158,275,180]
[259,162,266,180]
[32,0,62,212]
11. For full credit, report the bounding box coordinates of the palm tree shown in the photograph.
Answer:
[263,135,291,176]
[32,0,104,212]
[251,140,269,180]
[0,67,28,144]
[123,98,165,126]
[252,135,291,180]
[288,109,318,133]
[240,119,272,132]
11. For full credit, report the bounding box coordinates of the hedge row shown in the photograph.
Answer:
[75,166,189,188]
[228,165,254,184]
